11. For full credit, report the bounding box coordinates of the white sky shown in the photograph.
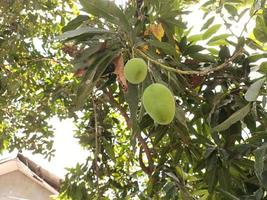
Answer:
[1,0,259,179]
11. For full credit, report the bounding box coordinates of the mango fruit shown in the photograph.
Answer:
[142,83,175,125]
[124,58,148,84]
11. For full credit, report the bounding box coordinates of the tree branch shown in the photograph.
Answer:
[104,88,154,175]
[92,95,100,197]
[135,48,243,75]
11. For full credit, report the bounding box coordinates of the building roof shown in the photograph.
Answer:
[0,153,62,194]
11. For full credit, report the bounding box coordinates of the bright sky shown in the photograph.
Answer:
[1,0,259,179]
[24,117,88,178]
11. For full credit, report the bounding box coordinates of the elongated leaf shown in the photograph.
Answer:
[62,15,89,32]
[188,34,203,43]
[254,28,267,43]
[254,143,267,189]
[213,103,251,132]
[253,16,267,43]
[264,8,267,25]
[125,83,140,134]
[149,40,178,57]
[175,106,187,128]
[74,51,116,110]
[259,62,267,74]
[207,34,231,44]
[201,16,215,31]
[56,26,110,40]
[217,188,240,200]
[79,0,130,32]
[73,44,106,70]
[207,167,218,193]
[202,24,221,40]
[224,4,238,16]
[245,78,266,102]
[248,53,267,62]
[183,45,204,55]
[190,53,215,63]
[207,40,229,46]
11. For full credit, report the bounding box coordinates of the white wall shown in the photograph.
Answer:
[0,170,53,200]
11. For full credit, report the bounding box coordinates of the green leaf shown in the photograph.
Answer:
[149,40,179,57]
[73,51,116,110]
[248,53,267,62]
[56,26,111,40]
[253,16,267,43]
[175,106,187,128]
[125,83,140,133]
[79,0,130,32]
[207,40,229,46]
[62,15,89,32]
[263,8,267,26]
[217,188,240,200]
[259,62,267,74]
[245,78,266,102]
[187,34,203,43]
[254,28,267,43]
[183,45,204,55]
[73,44,105,70]
[224,4,238,16]
[213,103,251,132]
[201,16,215,31]
[207,167,218,193]
[190,53,216,63]
[103,138,116,161]
[202,24,221,40]
[254,143,267,189]
[246,38,264,50]
[207,34,231,44]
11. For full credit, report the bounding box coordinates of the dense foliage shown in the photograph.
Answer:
[1,0,267,199]
[0,0,77,158]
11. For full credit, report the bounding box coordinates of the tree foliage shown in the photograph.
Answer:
[0,0,77,158]
[1,0,267,199]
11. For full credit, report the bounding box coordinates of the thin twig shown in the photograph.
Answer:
[104,88,154,175]
[92,95,100,197]
[135,48,243,76]
[239,10,258,38]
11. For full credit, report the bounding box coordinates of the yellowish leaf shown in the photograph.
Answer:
[175,45,180,54]
[150,23,164,41]
[140,44,149,52]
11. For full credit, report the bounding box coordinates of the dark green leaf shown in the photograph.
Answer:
[259,62,267,74]
[103,138,116,161]
[79,0,130,32]
[245,78,266,102]
[201,16,215,31]
[74,51,116,110]
[183,45,204,56]
[149,40,178,57]
[190,53,216,63]
[248,53,267,62]
[62,15,89,32]
[217,188,240,200]
[56,26,111,40]
[254,143,267,188]
[224,4,238,16]
[213,104,251,132]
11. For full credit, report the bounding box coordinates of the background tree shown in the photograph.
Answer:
[0,0,77,158]
[1,0,267,199]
